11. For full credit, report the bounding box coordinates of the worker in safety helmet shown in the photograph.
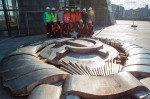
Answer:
[43,7,52,38]
[86,20,94,37]
[82,8,88,25]
[51,19,60,38]
[70,9,76,25]
[75,7,82,31]
[88,7,95,26]
[63,8,70,28]
[51,7,57,24]
[77,19,86,38]
[59,21,67,37]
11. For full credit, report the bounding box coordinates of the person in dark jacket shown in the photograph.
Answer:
[82,8,88,25]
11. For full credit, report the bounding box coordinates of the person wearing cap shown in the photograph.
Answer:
[77,19,86,38]
[57,6,64,25]
[88,7,95,26]
[51,7,57,24]
[75,7,82,31]
[51,19,60,38]
[63,8,70,29]
[43,7,52,38]
[70,9,76,25]
[86,20,94,37]
[82,8,88,25]
[59,21,67,37]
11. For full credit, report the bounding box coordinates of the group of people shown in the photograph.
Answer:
[43,6,95,38]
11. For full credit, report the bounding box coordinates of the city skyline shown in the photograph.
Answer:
[110,0,150,10]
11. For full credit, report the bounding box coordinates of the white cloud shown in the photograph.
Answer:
[110,0,150,10]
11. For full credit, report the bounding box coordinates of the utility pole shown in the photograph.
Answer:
[131,11,138,27]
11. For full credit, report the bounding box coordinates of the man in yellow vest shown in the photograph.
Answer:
[51,7,57,24]
[43,7,52,38]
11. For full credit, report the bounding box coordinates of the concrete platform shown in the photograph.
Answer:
[0,20,150,99]
[95,20,150,50]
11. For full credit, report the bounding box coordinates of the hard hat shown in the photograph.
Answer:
[52,7,55,10]
[53,19,57,23]
[79,19,83,23]
[83,8,86,11]
[88,7,92,10]
[66,8,69,11]
[46,7,50,10]
[60,21,63,24]
[77,7,80,10]
[88,20,92,24]
[59,6,62,10]
[71,9,74,12]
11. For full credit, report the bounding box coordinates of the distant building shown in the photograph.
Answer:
[125,5,150,18]
[111,4,125,19]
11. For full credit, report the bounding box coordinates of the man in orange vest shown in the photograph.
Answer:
[86,20,94,37]
[63,8,70,28]
[77,19,86,38]
[70,9,76,25]
[51,20,60,38]
[75,7,82,31]
[68,20,74,33]
[59,21,67,37]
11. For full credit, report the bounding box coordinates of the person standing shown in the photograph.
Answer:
[57,6,64,25]
[75,7,82,31]
[43,7,52,38]
[82,8,88,25]
[88,7,95,26]
[70,9,76,25]
[51,7,57,24]
[63,8,70,31]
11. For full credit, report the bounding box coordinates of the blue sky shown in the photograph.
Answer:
[110,0,150,9]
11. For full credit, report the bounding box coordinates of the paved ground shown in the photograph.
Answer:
[95,20,150,50]
[0,20,150,99]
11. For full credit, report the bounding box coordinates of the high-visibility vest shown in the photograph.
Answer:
[70,13,76,23]
[45,12,51,23]
[68,24,74,32]
[75,12,82,22]
[60,25,65,33]
[63,13,70,23]
[51,13,57,22]
[78,24,84,31]
[52,24,60,32]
